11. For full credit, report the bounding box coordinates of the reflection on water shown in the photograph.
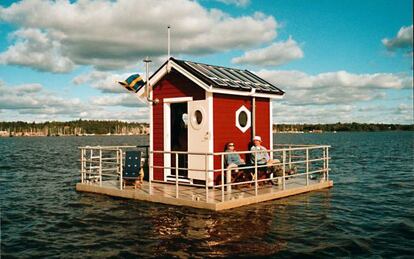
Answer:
[1,132,413,257]
[149,201,296,257]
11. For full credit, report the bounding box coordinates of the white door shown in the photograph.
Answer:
[188,100,211,181]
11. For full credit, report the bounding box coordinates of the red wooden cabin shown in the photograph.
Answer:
[137,58,284,186]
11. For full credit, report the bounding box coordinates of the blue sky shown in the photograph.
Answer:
[0,0,412,124]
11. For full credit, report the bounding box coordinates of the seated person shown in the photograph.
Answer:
[250,136,279,181]
[224,142,245,183]
[225,142,245,166]
[250,136,270,165]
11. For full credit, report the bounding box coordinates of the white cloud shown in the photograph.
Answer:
[272,103,356,124]
[76,108,149,121]
[72,70,130,93]
[258,68,413,124]
[232,37,303,66]
[272,101,413,125]
[395,103,414,118]
[258,69,413,106]
[0,81,148,122]
[0,81,82,111]
[214,0,250,7]
[14,83,43,94]
[382,25,413,51]
[0,28,74,73]
[258,70,413,90]
[72,56,168,93]
[0,0,277,71]
[91,93,145,108]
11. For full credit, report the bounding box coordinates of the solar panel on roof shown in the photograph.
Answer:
[200,64,239,88]
[217,68,250,86]
[219,73,251,90]
[238,70,265,85]
[203,66,245,89]
[212,78,229,87]
[186,62,214,78]
[217,69,251,90]
[194,63,217,79]
[187,61,242,89]
[185,61,228,86]
[181,59,282,94]
[206,64,258,89]
[225,69,259,86]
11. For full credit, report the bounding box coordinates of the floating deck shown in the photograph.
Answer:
[77,144,332,210]
[76,178,333,211]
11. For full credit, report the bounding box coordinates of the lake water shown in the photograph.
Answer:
[1,132,413,258]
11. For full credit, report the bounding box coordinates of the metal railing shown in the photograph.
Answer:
[79,145,149,190]
[79,144,330,202]
[152,144,330,202]
[80,144,330,202]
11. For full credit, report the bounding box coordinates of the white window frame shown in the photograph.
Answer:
[235,105,251,133]
[190,107,206,130]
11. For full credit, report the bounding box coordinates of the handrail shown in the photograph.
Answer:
[78,145,148,150]
[150,145,331,156]
[79,144,331,202]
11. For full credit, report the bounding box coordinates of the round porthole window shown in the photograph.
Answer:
[191,108,205,130]
[238,111,248,127]
[235,105,251,133]
[195,110,203,125]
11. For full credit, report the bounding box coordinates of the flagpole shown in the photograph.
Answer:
[143,58,158,104]
[143,57,153,195]
[167,25,171,59]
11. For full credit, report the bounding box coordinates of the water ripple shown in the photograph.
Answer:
[1,132,413,257]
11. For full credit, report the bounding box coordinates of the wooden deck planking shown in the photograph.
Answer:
[76,176,333,211]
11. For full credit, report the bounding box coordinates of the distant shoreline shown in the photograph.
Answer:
[0,133,150,138]
[2,131,413,138]
[1,120,412,137]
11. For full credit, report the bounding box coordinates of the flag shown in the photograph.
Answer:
[118,74,145,92]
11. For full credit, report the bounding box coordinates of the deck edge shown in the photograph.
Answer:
[76,180,333,211]
[214,180,334,210]
[76,183,217,210]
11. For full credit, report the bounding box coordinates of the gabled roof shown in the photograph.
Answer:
[172,58,284,95]
[137,57,284,99]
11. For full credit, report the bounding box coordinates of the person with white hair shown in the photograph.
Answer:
[250,136,269,164]
[250,136,280,184]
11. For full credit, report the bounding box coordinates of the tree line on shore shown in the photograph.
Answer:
[273,122,413,132]
[0,120,412,137]
[0,120,149,136]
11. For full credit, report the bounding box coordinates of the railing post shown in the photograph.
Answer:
[80,148,84,183]
[116,148,122,190]
[323,147,326,181]
[205,154,209,202]
[288,145,292,169]
[99,148,102,187]
[282,150,286,190]
[306,148,309,186]
[119,149,123,190]
[149,151,152,195]
[89,149,93,178]
[175,153,179,198]
[326,147,330,181]
[221,153,225,202]
[254,151,258,196]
